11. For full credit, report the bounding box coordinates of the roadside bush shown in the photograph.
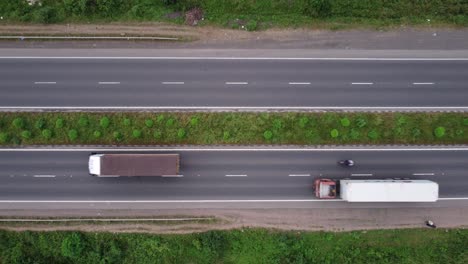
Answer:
[157,115,165,123]
[368,130,379,140]
[223,131,230,140]
[350,129,360,140]
[412,128,422,139]
[190,117,199,126]
[153,130,162,139]
[41,129,52,139]
[55,118,64,129]
[245,20,258,31]
[32,6,62,24]
[456,129,464,136]
[12,118,25,129]
[68,129,78,141]
[145,119,154,128]
[273,119,283,130]
[299,117,309,128]
[100,117,110,128]
[434,127,446,138]
[464,118,468,126]
[113,131,123,141]
[330,129,339,138]
[35,118,46,130]
[356,118,367,128]
[21,130,32,139]
[166,118,175,127]
[61,233,84,259]
[123,118,131,127]
[304,0,332,18]
[263,130,273,140]
[93,131,102,138]
[132,129,142,138]
[0,132,9,143]
[78,116,89,127]
[340,117,350,127]
[177,128,186,139]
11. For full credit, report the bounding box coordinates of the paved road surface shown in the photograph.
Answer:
[1,58,467,108]
[0,149,467,209]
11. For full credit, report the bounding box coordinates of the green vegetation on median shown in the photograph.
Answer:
[0,228,467,263]
[0,112,467,145]
[0,0,466,28]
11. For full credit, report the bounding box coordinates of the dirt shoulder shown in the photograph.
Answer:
[1,207,467,234]
[0,22,467,49]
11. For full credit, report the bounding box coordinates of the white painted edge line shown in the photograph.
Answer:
[98,82,120,85]
[34,82,56,85]
[3,106,468,110]
[289,174,311,177]
[0,198,466,203]
[351,82,374,85]
[225,174,248,177]
[0,217,213,222]
[33,175,56,178]
[162,82,184,85]
[413,173,435,176]
[351,173,373,176]
[161,175,184,177]
[0,36,179,40]
[2,148,468,152]
[289,82,311,85]
[1,57,468,61]
[225,82,248,85]
[413,82,435,85]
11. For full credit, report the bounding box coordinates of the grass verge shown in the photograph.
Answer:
[0,1,466,30]
[0,228,466,263]
[0,112,467,145]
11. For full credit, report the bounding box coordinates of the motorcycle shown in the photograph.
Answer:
[338,159,355,167]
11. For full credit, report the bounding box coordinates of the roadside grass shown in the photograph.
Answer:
[0,1,466,30]
[0,112,467,145]
[0,216,218,227]
[0,228,466,263]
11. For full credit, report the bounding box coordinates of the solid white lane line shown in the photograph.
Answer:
[225,82,248,85]
[2,57,468,61]
[289,82,311,85]
[33,175,56,178]
[0,217,213,222]
[162,82,185,85]
[0,198,466,203]
[225,174,247,177]
[2,148,468,152]
[2,106,468,110]
[98,82,120,85]
[34,82,56,84]
[162,175,184,177]
[413,82,434,85]
[289,174,311,177]
[351,82,373,85]
[413,173,435,176]
[351,173,373,176]
[0,199,340,203]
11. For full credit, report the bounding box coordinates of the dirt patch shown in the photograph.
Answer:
[1,208,467,234]
[1,23,468,49]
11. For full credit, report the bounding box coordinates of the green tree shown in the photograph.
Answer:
[68,129,78,141]
[61,233,84,259]
[100,117,110,128]
[41,129,52,139]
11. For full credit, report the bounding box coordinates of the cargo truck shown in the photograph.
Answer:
[88,153,180,177]
[314,179,438,202]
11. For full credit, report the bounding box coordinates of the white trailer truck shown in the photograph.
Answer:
[314,179,438,202]
[88,153,180,177]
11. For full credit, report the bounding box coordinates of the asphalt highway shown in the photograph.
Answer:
[1,58,467,108]
[0,149,467,209]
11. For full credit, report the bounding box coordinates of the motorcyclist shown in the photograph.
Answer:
[339,159,355,166]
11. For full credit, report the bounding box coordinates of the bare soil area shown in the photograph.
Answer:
[0,22,467,49]
[1,208,467,234]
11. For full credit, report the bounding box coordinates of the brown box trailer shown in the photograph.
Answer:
[88,154,180,177]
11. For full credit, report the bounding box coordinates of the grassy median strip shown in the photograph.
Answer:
[1,1,466,29]
[0,112,467,145]
[0,228,466,263]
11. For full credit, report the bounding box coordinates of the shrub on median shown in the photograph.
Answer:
[0,112,466,145]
